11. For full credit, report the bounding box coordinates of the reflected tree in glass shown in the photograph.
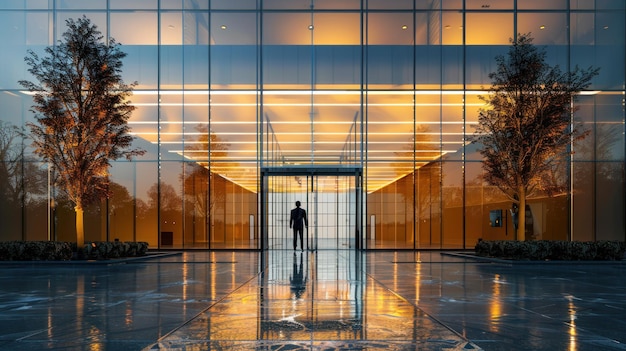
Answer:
[393,123,441,210]
[0,121,46,238]
[183,124,230,238]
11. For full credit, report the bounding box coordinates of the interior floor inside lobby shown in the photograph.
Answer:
[0,250,625,351]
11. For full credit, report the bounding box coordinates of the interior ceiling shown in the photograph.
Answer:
[130,89,476,194]
[124,7,585,193]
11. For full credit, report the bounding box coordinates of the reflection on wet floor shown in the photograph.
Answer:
[4,251,624,350]
[146,250,479,350]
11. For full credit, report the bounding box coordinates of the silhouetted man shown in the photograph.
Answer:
[289,201,308,251]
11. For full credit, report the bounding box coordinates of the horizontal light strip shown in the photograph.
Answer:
[135,131,446,136]
[128,120,478,125]
[129,89,601,96]
[152,138,466,144]
[18,89,603,97]
[132,89,487,96]
[132,102,483,107]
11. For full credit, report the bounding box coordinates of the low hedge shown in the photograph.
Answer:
[475,239,626,261]
[0,241,149,261]
[83,241,149,260]
[0,241,74,261]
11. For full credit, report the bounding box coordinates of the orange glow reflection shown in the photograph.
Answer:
[125,302,133,327]
[489,274,503,333]
[566,295,578,351]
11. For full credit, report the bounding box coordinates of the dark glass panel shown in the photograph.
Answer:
[572,161,594,241]
[596,162,625,240]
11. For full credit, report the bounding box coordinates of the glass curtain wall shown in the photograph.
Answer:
[0,1,624,249]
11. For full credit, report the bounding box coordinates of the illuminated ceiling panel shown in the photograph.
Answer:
[127,89,475,193]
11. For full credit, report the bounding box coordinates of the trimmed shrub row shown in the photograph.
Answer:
[0,241,74,261]
[83,241,149,260]
[0,241,149,261]
[475,240,626,261]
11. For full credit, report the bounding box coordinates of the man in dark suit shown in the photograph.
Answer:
[289,201,308,251]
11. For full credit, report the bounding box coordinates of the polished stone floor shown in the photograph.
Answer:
[0,250,624,350]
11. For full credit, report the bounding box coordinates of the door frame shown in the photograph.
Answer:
[260,166,363,251]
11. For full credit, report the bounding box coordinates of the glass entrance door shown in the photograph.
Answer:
[261,168,362,251]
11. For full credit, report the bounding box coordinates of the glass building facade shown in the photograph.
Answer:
[0,0,624,250]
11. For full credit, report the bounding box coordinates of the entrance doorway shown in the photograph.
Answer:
[260,167,363,251]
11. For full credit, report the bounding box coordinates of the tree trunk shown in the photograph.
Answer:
[517,188,526,241]
[75,205,85,250]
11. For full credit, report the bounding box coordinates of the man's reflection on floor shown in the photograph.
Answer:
[289,252,307,299]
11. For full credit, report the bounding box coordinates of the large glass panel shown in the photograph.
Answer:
[570,0,595,9]
[183,162,209,248]
[397,175,414,248]
[368,0,413,9]
[465,0,514,9]
[367,13,414,87]
[58,0,106,9]
[442,11,462,45]
[56,12,107,44]
[367,12,413,45]
[518,0,567,9]
[441,161,463,248]
[209,94,257,189]
[466,13,513,45]
[1,130,26,239]
[135,164,158,247]
[211,0,255,10]
[595,95,625,161]
[416,162,441,248]
[0,0,47,9]
[464,162,485,243]
[24,160,48,241]
[314,12,360,45]
[161,11,183,45]
[465,45,508,89]
[595,0,626,10]
[572,161,594,241]
[111,12,158,44]
[571,12,594,45]
[366,92,414,191]
[594,12,625,89]
[263,0,360,10]
[441,94,464,161]
[110,12,159,88]
[596,162,625,240]
[183,12,209,45]
[110,0,157,10]
[109,162,141,243]
[0,12,49,88]
[518,12,567,44]
[158,162,184,248]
